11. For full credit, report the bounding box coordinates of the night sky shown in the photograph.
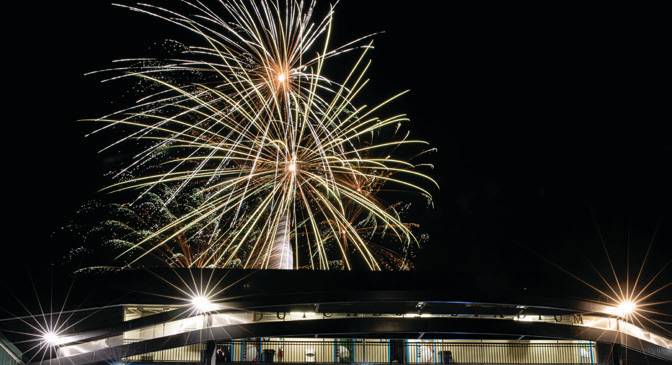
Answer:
[2,2,670,313]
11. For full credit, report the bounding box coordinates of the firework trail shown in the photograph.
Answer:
[86,0,437,270]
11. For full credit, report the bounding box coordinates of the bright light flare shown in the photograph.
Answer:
[190,295,218,313]
[42,331,63,347]
[617,300,637,316]
[605,299,638,318]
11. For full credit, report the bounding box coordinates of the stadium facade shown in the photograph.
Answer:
[0,269,670,365]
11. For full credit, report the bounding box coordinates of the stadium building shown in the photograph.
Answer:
[1,269,670,365]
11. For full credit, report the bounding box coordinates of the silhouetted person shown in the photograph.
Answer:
[216,346,226,365]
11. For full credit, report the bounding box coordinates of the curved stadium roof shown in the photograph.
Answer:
[0,269,670,364]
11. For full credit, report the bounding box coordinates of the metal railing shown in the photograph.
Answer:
[123,339,204,363]
[130,339,594,364]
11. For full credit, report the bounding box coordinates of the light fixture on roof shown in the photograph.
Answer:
[42,331,63,347]
[616,300,637,317]
[190,295,218,313]
[605,299,638,318]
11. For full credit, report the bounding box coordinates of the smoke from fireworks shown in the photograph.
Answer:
[86,0,437,270]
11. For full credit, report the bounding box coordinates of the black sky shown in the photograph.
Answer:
[2,1,671,308]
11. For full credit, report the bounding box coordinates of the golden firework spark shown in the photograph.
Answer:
[86,0,437,270]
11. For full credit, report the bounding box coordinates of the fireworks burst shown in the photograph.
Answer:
[86,0,437,270]
[59,185,226,271]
